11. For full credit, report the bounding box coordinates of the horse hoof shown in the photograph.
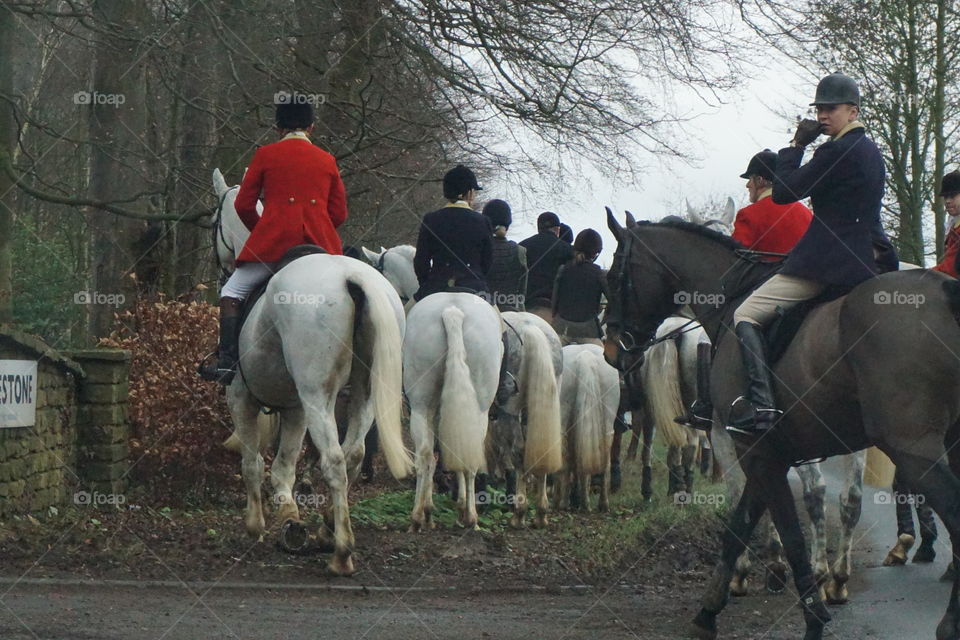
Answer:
[766,566,788,594]
[824,580,848,605]
[913,543,937,563]
[728,577,748,597]
[276,502,300,524]
[883,534,914,566]
[690,610,717,640]
[534,516,548,529]
[327,554,355,577]
[279,519,311,555]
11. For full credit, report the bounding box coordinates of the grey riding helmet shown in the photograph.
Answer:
[810,73,860,107]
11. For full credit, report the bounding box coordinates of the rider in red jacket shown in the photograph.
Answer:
[732,149,812,255]
[932,171,960,278]
[199,99,348,384]
[676,150,811,430]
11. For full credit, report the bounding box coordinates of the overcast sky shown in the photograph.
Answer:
[488,62,814,268]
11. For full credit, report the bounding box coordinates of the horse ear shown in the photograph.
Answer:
[605,206,624,241]
[686,199,704,225]
[212,168,229,197]
[361,246,380,264]
[723,197,736,225]
[624,210,638,228]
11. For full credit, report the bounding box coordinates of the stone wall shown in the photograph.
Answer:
[0,331,131,518]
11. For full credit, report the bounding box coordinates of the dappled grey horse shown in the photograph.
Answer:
[604,213,960,640]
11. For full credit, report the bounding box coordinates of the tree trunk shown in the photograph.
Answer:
[85,0,149,340]
[0,3,15,325]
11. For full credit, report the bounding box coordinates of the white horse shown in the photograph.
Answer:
[685,196,736,235]
[556,344,620,512]
[362,245,419,307]
[403,292,503,531]
[210,169,413,576]
[489,311,564,528]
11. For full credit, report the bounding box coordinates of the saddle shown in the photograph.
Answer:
[720,254,852,364]
[764,285,851,365]
[239,244,328,329]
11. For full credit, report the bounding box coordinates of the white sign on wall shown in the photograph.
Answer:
[0,360,38,428]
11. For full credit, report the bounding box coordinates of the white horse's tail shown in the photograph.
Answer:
[571,350,606,476]
[222,411,279,455]
[520,324,562,475]
[438,306,487,473]
[348,273,414,480]
[642,338,689,448]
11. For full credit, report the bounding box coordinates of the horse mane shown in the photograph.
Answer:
[636,219,744,252]
[390,244,416,259]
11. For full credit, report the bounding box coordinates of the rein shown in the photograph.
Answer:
[610,228,785,357]
[212,186,240,285]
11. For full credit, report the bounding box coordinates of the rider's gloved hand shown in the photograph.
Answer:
[792,118,823,147]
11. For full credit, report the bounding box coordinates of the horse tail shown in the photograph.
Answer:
[864,446,896,489]
[642,338,689,448]
[438,306,487,473]
[571,350,606,476]
[348,272,413,480]
[222,411,279,455]
[520,324,563,475]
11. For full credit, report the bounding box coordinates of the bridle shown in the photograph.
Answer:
[607,226,784,363]
[211,185,240,285]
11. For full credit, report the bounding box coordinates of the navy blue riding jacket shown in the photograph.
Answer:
[413,203,493,300]
[773,126,885,287]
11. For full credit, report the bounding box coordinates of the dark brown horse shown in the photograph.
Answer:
[603,211,960,640]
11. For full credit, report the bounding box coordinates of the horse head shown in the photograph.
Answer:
[210,168,259,275]
[685,196,736,236]
[603,209,737,371]
[361,244,419,305]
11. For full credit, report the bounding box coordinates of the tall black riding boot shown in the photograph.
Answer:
[727,321,782,435]
[675,342,714,431]
[198,296,242,385]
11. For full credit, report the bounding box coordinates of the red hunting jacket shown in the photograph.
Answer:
[732,190,813,255]
[234,134,347,264]
[933,219,960,278]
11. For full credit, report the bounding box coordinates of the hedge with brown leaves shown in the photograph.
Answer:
[102,298,239,503]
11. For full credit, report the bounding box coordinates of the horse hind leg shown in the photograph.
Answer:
[271,406,307,526]
[409,405,437,532]
[228,385,268,539]
[304,404,355,576]
[797,463,830,593]
[825,451,864,605]
[887,450,960,640]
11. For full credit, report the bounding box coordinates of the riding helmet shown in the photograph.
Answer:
[810,73,860,107]
[573,228,602,257]
[443,165,483,200]
[482,199,512,228]
[275,101,313,130]
[941,170,960,197]
[739,149,777,180]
